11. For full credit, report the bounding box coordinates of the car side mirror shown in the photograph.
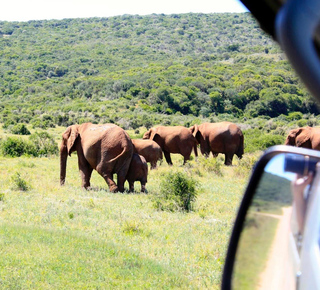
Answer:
[222,145,320,289]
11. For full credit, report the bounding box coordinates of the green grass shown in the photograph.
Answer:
[0,148,256,288]
[0,224,188,289]
[232,213,279,289]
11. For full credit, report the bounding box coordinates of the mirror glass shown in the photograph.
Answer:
[232,153,320,289]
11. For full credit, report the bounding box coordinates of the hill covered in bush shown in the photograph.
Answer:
[0,13,319,137]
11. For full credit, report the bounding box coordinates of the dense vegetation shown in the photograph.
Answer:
[1,12,319,147]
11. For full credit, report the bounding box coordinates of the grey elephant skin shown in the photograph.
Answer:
[190,122,244,165]
[285,126,320,150]
[143,126,198,165]
[126,153,148,193]
[60,122,133,192]
[132,139,163,169]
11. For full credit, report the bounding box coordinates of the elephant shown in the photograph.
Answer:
[189,122,244,165]
[132,139,163,169]
[285,126,320,150]
[143,126,198,165]
[60,122,133,193]
[126,153,148,193]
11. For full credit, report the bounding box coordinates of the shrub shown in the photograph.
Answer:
[297,119,308,127]
[233,154,259,177]
[197,156,223,176]
[154,171,198,212]
[286,112,303,121]
[0,137,35,157]
[244,133,285,153]
[0,132,58,157]
[11,173,30,191]
[29,132,59,156]
[10,123,31,135]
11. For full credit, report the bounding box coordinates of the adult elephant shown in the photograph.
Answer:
[132,139,163,169]
[60,122,133,192]
[285,126,320,150]
[190,122,244,165]
[143,126,198,165]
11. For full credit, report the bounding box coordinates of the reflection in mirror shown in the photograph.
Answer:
[232,153,320,289]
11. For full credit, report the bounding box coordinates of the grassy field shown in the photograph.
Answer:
[0,127,259,289]
[232,212,279,289]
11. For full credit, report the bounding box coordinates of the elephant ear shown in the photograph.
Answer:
[62,125,79,156]
[143,129,151,139]
[190,124,199,138]
[285,128,300,145]
[149,129,158,141]
[296,127,311,147]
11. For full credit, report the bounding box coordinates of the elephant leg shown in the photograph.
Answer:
[164,151,173,165]
[117,174,127,193]
[183,154,190,164]
[96,167,117,192]
[128,181,134,193]
[225,153,234,166]
[141,182,146,193]
[78,158,93,189]
[102,173,118,192]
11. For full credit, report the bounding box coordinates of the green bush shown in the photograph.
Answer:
[10,123,31,135]
[297,119,308,127]
[197,156,223,176]
[0,137,35,157]
[154,171,198,212]
[29,132,59,156]
[0,132,58,157]
[233,154,259,177]
[286,112,303,121]
[245,134,285,153]
[11,172,30,191]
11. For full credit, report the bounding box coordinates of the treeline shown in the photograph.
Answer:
[0,13,319,137]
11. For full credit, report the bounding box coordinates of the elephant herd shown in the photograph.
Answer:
[60,121,244,193]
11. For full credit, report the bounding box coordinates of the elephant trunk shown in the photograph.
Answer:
[236,133,244,159]
[60,143,68,185]
[193,142,198,157]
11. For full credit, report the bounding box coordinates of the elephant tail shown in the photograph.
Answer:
[109,142,134,174]
[236,132,244,159]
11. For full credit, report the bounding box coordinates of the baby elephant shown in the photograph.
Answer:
[126,153,148,193]
[132,139,163,169]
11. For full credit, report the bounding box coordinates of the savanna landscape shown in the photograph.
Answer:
[0,12,320,289]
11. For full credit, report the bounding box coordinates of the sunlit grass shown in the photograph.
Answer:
[0,150,261,288]
[232,213,279,289]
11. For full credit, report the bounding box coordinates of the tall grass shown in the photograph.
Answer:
[0,150,258,288]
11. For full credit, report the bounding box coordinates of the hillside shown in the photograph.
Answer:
[0,13,319,136]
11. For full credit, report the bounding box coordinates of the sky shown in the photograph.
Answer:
[1,0,248,22]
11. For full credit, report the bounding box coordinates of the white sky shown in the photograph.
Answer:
[1,0,248,22]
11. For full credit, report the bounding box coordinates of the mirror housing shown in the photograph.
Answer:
[222,145,320,289]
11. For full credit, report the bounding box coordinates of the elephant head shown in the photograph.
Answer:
[285,127,312,148]
[60,125,79,185]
